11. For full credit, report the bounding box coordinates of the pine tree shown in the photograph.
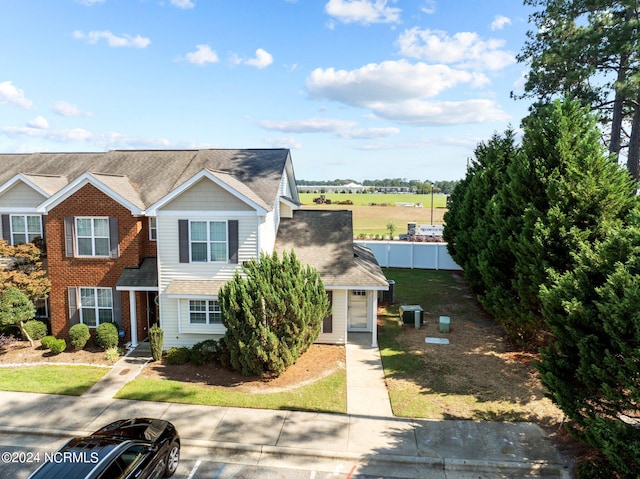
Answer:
[218,251,329,377]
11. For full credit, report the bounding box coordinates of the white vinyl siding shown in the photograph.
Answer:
[0,181,46,208]
[317,289,347,345]
[163,178,253,211]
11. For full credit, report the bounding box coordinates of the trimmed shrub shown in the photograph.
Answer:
[49,338,66,355]
[69,323,90,350]
[23,320,47,341]
[40,335,56,349]
[148,325,163,362]
[166,347,191,365]
[105,346,120,362]
[190,339,218,366]
[95,322,119,350]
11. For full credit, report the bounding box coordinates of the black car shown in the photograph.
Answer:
[28,418,180,479]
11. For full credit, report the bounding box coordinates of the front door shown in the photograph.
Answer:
[147,292,159,330]
[348,290,368,331]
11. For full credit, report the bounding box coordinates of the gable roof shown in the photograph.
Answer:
[0,149,293,213]
[275,210,388,289]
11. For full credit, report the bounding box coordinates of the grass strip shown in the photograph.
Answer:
[0,365,108,396]
[115,370,346,414]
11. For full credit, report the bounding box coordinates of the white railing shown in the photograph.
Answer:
[355,241,462,270]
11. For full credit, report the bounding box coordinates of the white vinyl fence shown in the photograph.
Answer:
[355,241,462,270]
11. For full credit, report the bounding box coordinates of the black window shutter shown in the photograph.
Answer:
[323,291,333,334]
[109,217,119,258]
[1,215,10,242]
[64,217,75,257]
[228,220,239,264]
[68,287,80,326]
[178,219,189,263]
[112,288,122,329]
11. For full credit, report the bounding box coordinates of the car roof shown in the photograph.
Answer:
[28,438,130,479]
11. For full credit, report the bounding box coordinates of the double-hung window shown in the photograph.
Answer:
[79,287,113,327]
[190,221,227,262]
[76,217,110,256]
[189,300,222,325]
[10,215,42,245]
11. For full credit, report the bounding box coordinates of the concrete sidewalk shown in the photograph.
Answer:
[0,390,568,478]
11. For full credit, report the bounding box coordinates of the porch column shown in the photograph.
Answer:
[371,292,378,348]
[129,290,138,347]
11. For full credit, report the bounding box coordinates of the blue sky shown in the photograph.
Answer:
[0,0,534,181]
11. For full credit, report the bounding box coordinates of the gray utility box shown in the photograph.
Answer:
[400,305,424,326]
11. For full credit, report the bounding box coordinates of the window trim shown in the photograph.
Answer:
[188,299,222,325]
[78,287,113,328]
[149,217,157,241]
[75,216,110,257]
[189,220,228,263]
[9,214,42,245]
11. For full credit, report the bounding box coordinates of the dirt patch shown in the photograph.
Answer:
[0,339,114,366]
[140,344,345,393]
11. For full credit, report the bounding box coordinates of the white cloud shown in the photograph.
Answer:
[72,30,151,48]
[336,127,400,139]
[27,116,49,129]
[325,0,401,25]
[52,101,92,117]
[263,136,303,149]
[75,0,106,5]
[171,0,194,8]
[0,81,34,109]
[0,123,170,149]
[421,0,436,14]
[185,44,219,65]
[259,118,357,133]
[491,15,512,31]
[307,60,483,105]
[305,60,508,126]
[396,28,515,71]
[245,48,274,69]
[370,99,510,125]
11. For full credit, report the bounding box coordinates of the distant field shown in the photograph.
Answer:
[299,193,448,238]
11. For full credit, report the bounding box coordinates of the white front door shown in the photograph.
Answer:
[348,290,368,331]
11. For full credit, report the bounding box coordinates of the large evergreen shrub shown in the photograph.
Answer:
[148,325,163,361]
[218,251,329,377]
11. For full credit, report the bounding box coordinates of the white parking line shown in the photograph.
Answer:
[187,459,202,479]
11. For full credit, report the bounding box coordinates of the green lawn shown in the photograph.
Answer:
[377,268,562,424]
[0,365,108,396]
[116,370,347,413]
[299,192,448,208]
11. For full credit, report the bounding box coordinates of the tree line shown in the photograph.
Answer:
[296,179,458,195]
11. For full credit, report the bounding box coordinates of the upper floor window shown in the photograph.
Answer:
[79,287,113,327]
[189,300,222,325]
[190,221,227,262]
[10,215,42,245]
[149,217,157,241]
[76,217,110,256]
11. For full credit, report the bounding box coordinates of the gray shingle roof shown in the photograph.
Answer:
[116,257,158,289]
[0,149,291,210]
[275,210,388,289]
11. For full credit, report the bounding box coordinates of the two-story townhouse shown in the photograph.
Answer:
[0,149,388,349]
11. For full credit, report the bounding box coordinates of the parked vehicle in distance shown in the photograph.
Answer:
[28,418,180,479]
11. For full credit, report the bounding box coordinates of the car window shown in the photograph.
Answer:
[97,444,148,479]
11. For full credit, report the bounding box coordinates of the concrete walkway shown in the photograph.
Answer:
[346,332,393,417]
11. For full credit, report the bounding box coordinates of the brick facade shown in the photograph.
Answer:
[46,183,155,341]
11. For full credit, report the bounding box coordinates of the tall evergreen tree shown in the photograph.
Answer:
[217,251,329,377]
[539,211,640,476]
